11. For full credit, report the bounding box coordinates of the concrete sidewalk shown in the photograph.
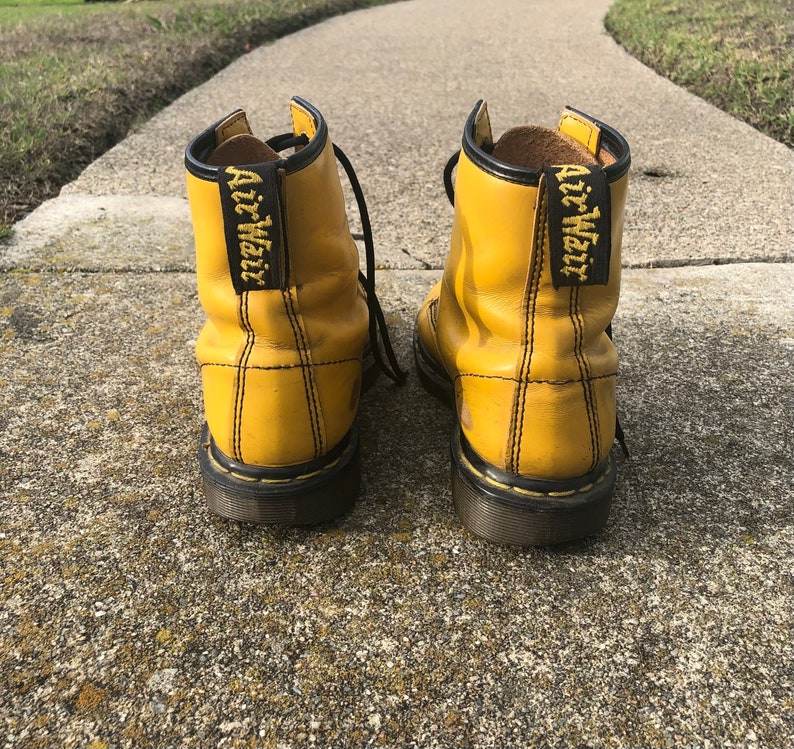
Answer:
[2,0,792,746]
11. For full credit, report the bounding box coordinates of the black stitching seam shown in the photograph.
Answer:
[281,286,324,458]
[456,372,617,385]
[508,187,546,473]
[201,357,360,371]
[232,291,256,462]
[569,287,599,471]
[218,111,248,142]
[428,297,439,332]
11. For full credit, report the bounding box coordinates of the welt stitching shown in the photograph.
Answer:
[570,287,598,470]
[283,287,324,457]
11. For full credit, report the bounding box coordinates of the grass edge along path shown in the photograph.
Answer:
[604,0,794,149]
[0,0,398,237]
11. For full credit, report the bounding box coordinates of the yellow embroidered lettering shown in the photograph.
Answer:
[560,264,590,283]
[547,162,609,287]
[241,270,266,286]
[561,191,590,212]
[234,200,262,221]
[562,207,601,244]
[551,166,603,284]
[239,241,264,258]
[237,217,273,246]
[226,166,263,190]
[553,164,591,181]
[231,189,258,203]
[558,180,586,195]
[240,259,263,272]
[223,165,280,290]
[563,235,591,254]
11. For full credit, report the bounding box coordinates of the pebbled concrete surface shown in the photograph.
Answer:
[1,0,792,747]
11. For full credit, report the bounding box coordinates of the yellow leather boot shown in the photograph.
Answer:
[186,97,404,524]
[415,102,630,545]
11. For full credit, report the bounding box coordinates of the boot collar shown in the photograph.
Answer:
[461,100,631,186]
[185,96,328,181]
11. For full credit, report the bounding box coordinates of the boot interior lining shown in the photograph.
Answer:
[207,133,281,166]
[491,126,608,170]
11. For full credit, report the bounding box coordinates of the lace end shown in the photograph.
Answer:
[615,417,630,459]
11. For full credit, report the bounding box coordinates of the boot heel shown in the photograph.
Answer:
[450,428,615,546]
[199,425,360,525]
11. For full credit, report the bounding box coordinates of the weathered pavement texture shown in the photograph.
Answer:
[2,0,792,747]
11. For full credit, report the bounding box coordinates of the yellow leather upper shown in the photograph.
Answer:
[187,101,368,467]
[417,107,629,480]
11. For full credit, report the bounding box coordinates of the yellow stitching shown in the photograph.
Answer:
[458,442,609,499]
[483,476,513,491]
[512,487,545,498]
[207,449,345,484]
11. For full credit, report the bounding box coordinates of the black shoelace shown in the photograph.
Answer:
[268,133,407,385]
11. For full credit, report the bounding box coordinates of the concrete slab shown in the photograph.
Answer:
[1,0,792,745]
[1,264,791,747]
[55,0,793,270]
[1,195,193,272]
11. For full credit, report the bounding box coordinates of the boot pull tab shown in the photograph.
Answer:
[217,161,286,294]
[472,100,494,150]
[214,110,253,142]
[558,107,602,156]
[542,163,612,289]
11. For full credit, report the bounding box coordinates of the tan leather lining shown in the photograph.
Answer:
[207,134,281,166]
[491,126,598,170]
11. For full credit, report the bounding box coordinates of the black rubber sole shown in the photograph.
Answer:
[199,424,360,525]
[198,349,381,526]
[414,328,615,546]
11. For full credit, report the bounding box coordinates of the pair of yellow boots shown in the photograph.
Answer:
[185,97,630,546]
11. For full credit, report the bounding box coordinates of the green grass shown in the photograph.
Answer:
[0,0,84,24]
[605,0,794,148]
[0,0,397,232]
